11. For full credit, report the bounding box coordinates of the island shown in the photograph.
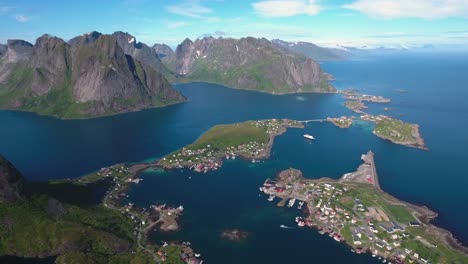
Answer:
[326,113,427,150]
[260,151,468,264]
[221,229,250,242]
[340,89,391,114]
[327,116,354,128]
[157,119,304,172]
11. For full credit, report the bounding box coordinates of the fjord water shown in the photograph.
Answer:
[1,52,468,262]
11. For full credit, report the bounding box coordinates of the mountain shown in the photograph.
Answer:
[0,32,185,119]
[0,156,24,203]
[165,37,334,94]
[272,39,350,61]
[153,43,174,59]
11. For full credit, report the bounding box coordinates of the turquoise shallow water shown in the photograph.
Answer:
[1,52,468,262]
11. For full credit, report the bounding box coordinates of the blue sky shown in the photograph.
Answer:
[1,0,468,48]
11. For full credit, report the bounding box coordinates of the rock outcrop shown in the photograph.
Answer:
[0,155,24,203]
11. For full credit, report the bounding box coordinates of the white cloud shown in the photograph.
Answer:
[0,4,15,15]
[344,0,468,19]
[166,1,213,18]
[166,21,190,29]
[15,14,31,22]
[252,0,320,17]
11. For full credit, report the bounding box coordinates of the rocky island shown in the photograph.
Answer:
[260,152,468,264]
[340,89,391,114]
[221,229,250,242]
[327,116,354,128]
[157,119,304,172]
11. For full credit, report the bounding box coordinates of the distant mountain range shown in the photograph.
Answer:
[0,32,185,119]
[163,37,334,94]
[272,39,351,61]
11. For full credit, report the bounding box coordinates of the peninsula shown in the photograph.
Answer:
[157,119,304,172]
[260,152,468,264]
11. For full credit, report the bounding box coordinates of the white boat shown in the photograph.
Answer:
[298,201,304,210]
[304,134,315,140]
[268,195,275,201]
[280,225,291,229]
[287,198,296,208]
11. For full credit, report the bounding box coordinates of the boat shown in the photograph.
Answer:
[287,198,296,207]
[268,195,275,201]
[297,221,305,227]
[280,225,291,229]
[298,201,304,209]
[195,253,201,258]
[259,187,263,192]
[303,134,315,140]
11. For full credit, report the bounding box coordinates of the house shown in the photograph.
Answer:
[379,222,395,233]
[353,234,362,245]
[375,240,386,248]
[391,221,404,232]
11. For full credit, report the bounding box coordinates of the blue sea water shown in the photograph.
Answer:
[1,52,467,263]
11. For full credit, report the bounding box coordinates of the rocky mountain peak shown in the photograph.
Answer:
[153,43,174,59]
[68,31,102,46]
[5,39,33,62]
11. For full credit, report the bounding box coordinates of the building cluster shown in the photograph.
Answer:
[261,174,434,264]
[159,119,301,172]
[158,242,203,264]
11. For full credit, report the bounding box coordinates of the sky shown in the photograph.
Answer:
[1,0,468,49]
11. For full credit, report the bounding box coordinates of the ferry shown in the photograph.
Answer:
[303,134,315,140]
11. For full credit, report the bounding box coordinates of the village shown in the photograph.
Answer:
[260,152,453,264]
[157,119,304,172]
[75,164,204,264]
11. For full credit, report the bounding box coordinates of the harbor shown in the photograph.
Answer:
[259,151,467,264]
